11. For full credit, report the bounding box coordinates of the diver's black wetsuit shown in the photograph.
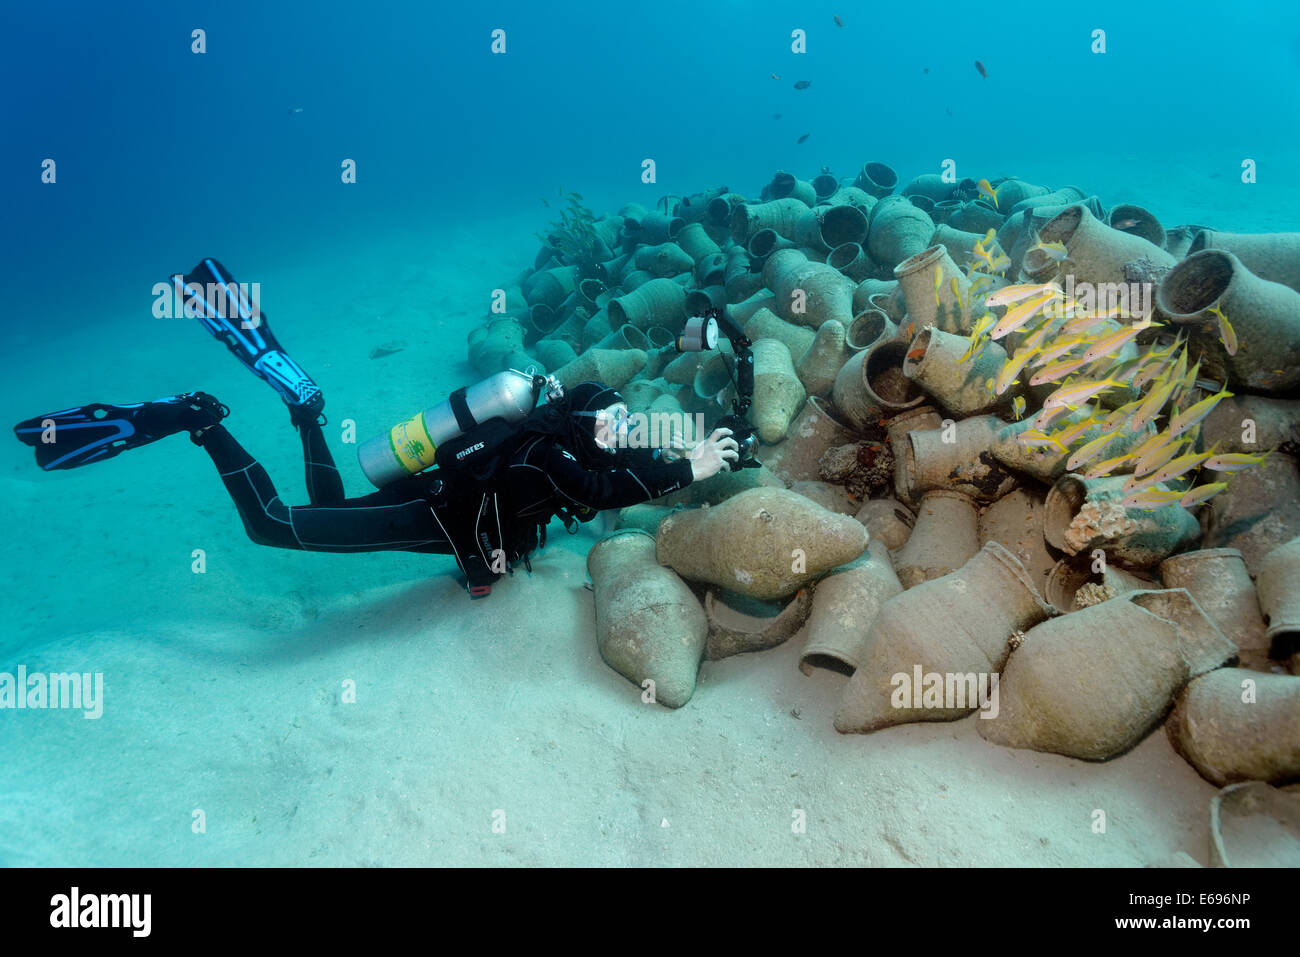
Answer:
[196,419,693,557]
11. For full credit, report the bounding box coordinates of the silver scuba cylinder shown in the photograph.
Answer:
[357,369,549,488]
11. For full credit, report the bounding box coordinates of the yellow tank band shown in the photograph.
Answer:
[388,412,437,475]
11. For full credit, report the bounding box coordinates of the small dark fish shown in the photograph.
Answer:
[370,341,406,360]
[834,14,844,27]
[975,60,988,78]
[541,197,550,207]
[569,191,584,200]
[794,79,811,90]
[946,106,953,116]
[797,133,810,144]
[771,72,780,80]
[772,112,782,120]
[923,67,929,74]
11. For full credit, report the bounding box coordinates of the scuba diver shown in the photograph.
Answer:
[14,258,741,597]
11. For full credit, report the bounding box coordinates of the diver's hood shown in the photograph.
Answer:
[516,381,624,467]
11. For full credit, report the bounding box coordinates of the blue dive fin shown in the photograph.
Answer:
[173,258,324,416]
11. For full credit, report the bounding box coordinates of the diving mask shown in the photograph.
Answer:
[575,405,631,452]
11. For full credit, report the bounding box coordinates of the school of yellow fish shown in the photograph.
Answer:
[948,230,1267,510]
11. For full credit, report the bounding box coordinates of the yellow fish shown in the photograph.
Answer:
[1082,361,1126,387]
[1085,450,1137,478]
[1077,319,1157,364]
[1060,312,1110,336]
[1074,304,1132,322]
[1033,403,1071,431]
[959,335,988,365]
[1110,394,1147,416]
[994,346,1040,395]
[1031,240,1069,262]
[976,178,1000,209]
[1145,333,1185,357]
[971,311,997,338]
[1010,395,1026,420]
[1132,448,1215,490]
[1167,340,1189,382]
[1128,375,1177,431]
[1016,429,1067,452]
[1130,338,1183,390]
[1066,430,1121,471]
[1019,314,1061,352]
[1166,386,1233,439]
[960,319,995,365]
[1047,420,1103,454]
[1042,377,1122,413]
[1133,435,1187,479]
[1031,335,1089,367]
[1028,355,1092,386]
[984,281,1062,308]
[1166,359,1203,412]
[934,265,944,305]
[1128,427,1177,461]
[991,290,1058,339]
[1203,448,1272,472]
[1131,355,1172,392]
[1207,305,1237,356]
[1041,297,1080,321]
[1097,403,1136,434]
[1180,482,1229,508]
[1107,353,1148,385]
[1122,487,1185,509]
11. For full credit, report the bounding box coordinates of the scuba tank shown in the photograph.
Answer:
[358,369,552,488]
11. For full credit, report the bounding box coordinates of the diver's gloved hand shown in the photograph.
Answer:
[686,428,740,481]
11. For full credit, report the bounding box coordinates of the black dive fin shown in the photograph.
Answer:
[14,392,228,471]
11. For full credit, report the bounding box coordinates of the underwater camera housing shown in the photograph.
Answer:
[714,412,759,466]
[675,308,761,469]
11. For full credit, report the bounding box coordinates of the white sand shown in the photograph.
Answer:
[0,532,1220,867]
[0,207,1232,867]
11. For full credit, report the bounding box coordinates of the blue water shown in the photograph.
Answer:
[6,0,1300,321]
[2,0,1298,867]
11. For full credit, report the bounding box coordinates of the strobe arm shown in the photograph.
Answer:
[693,307,760,468]
[708,307,753,417]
